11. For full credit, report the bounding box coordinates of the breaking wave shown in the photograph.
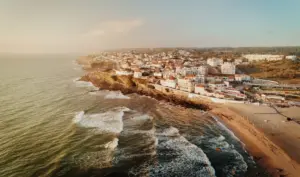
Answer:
[104,91,130,99]
[125,126,215,177]
[73,107,130,134]
[88,90,130,99]
[212,115,245,146]
[88,90,106,96]
[73,78,98,90]
[104,138,119,149]
[200,134,248,176]
[112,112,157,168]
[152,127,215,177]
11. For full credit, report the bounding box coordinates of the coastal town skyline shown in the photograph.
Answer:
[1,0,300,53]
[1,1,300,176]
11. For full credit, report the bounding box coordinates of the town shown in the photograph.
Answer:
[86,49,300,107]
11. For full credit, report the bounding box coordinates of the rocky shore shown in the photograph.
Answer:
[79,71,212,111]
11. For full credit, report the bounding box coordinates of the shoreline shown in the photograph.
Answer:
[79,69,300,176]
[211,106,300,177]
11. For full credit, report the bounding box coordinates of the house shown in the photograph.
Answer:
[160,77,177,89]
[213,92,225,99]
[115,69,133,76]
[266,95,285,101]
[242,54,283,62]
[195,74,205,83]
[207,58,223,67]
[286,55,297,61]
[208,83,225,90]
[177,78,195,92]
[206,75,216,83]
[154,72,163,77]
[195,84,207,95]
[227,75,235,82]
[234,58,243,65]
[221,62,236,75]
[235,74,251,82]
[134,70,142,78]
[197,65,208,75]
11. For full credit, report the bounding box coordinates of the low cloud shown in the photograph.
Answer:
[84,19,144,37]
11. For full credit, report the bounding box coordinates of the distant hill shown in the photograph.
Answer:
[238,59,300,84]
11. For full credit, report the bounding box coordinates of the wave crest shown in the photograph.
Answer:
[73,107,130,134]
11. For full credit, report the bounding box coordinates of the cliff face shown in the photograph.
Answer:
[80,71,211,111]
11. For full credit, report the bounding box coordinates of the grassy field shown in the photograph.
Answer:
[238,59,300,84]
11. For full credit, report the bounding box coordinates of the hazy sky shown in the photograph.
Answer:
[0,0,299,53]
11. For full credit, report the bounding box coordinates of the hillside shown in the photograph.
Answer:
[238,59,300,84]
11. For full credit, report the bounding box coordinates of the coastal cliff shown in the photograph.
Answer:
[79,71,212,111]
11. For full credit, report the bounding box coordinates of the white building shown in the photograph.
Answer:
[207,58,223,67]
[234,58,243,65]
[235,74,251,82]
[195,74,205,83]
[160,79,177,89]
[178,50,190,56]
[116,70,133,76]
[194,85,207,95]
[286,55,297,60]
[242,54,283,62]
[154,72,163,77]
[151,64,163,68]
[221,62,236,75]
[197,66,208,75]
[134,71,142,78]
[177,78,195,92]
[163,70,176,79]
[179,67,196,76]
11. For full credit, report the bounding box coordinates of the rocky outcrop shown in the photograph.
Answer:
[79,71,211,111]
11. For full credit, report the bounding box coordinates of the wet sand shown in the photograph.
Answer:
[211,104,300,177]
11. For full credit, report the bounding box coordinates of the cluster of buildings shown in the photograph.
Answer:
[91,50,252,101]
[242,54,298,62]
[88,49,300,104]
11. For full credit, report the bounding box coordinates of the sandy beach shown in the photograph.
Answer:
[211,104,300,177]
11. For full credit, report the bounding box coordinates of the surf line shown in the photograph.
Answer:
[207,112,246,148]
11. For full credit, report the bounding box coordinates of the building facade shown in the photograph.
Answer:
[242,54,283,62]
[221,62,236,75]
[207,58,223,67]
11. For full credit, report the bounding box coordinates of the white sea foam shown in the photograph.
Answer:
[88,90,107,96]
[104,91,130,99]
[122,128,156,137]
[122,114,155,136]
[208,135,231,149]
[129,114,153,121]
[155,126,180,137]
[112,112,157,165]
[151,126,216,177]
[104,138,119,149]
[73,78,98,90]
[202,133,248,176]
[222,149,248,176]
[73,107,130,134]
[72,77,81,82]
[89,90,130,99]
[73,111,85,123]
[212,115,245,146]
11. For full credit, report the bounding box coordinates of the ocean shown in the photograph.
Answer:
[0,54,269,177]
